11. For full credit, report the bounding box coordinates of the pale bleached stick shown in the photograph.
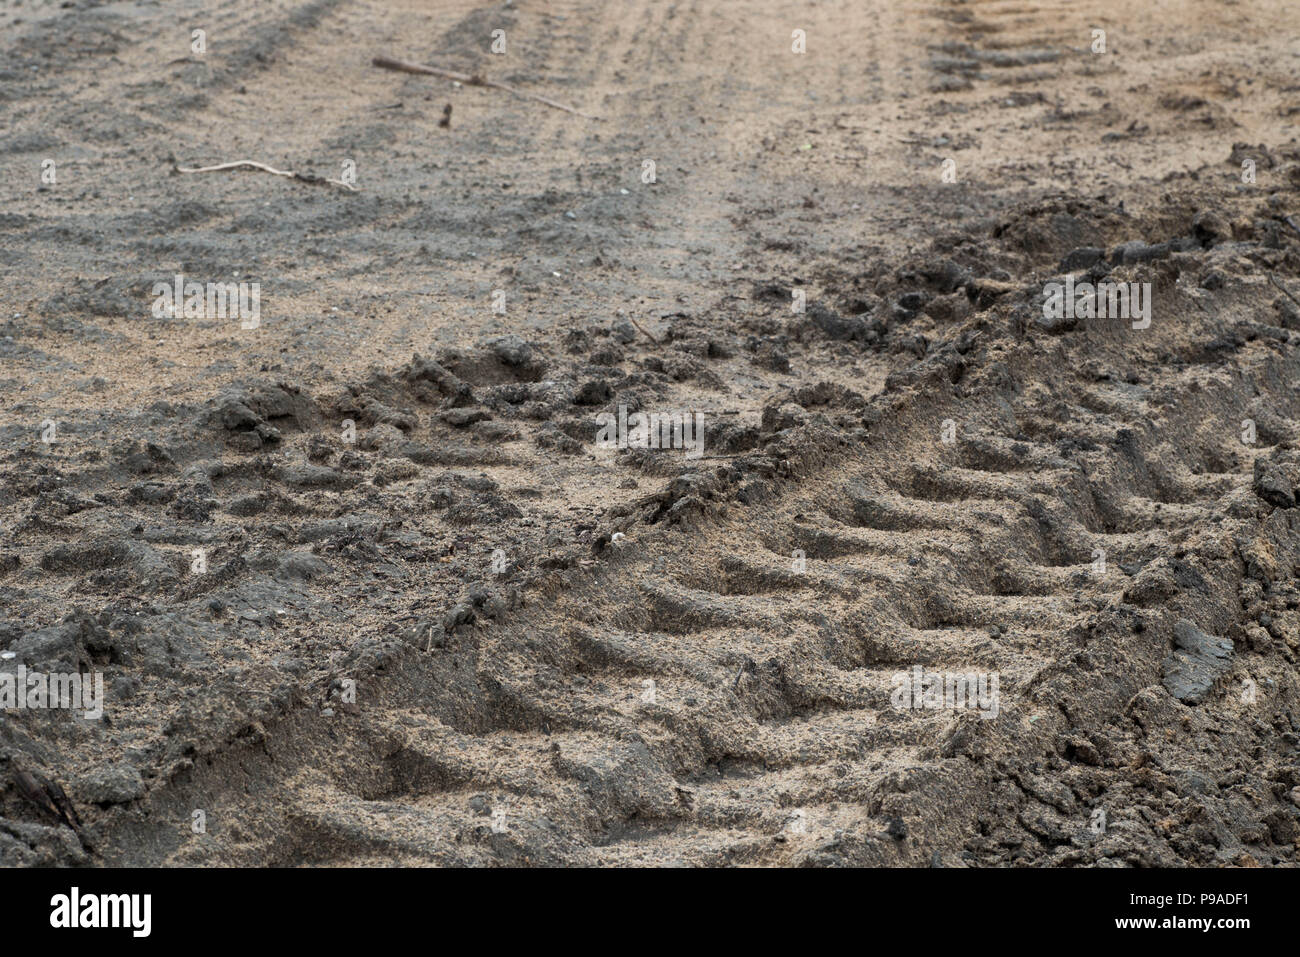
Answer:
[372,55,599,120]
[175,160,358,192]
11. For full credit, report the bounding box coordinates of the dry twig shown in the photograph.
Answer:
[373,55,598,120]
[628,318,661,345]
[1267,272,1300,309]
[175,160,358,192]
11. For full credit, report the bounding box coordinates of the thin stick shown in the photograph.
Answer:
[628,318,661,345]
[1267,272,1300,309]
[372,55,598,120]
[175,160,358,192]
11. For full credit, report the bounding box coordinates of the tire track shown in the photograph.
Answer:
[214,205,1300,866]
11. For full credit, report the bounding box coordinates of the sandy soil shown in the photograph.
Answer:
[2,0,1300,866]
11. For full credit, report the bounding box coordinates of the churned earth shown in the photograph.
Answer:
[1,0,1300,866]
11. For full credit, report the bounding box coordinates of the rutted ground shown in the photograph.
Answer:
[1,0,1299,866]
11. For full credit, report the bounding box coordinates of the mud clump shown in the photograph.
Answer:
[1162,620,1234,705]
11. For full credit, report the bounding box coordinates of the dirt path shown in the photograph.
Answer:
[2,0,1300,866]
